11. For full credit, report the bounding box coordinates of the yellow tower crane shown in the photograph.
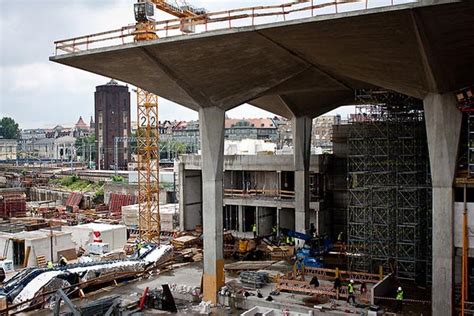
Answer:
[132,0,204,244]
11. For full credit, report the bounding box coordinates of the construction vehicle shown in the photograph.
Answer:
[132,1,205,244]
[281,229,332,268]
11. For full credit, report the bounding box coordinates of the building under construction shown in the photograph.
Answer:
[347,91,431,284]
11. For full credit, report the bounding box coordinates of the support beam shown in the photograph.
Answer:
[238,205,244,232]
[199,106,225,304]
[424,93,462,316]
[277,207,281,238]
[256,207,260,236]
[178,162,185,231]
[293,116,312,245]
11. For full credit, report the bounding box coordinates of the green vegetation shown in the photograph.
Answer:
[49,175,104,193]
[111,175,124,183]
[0,117,20,139]
[94,186,104,198]
[160,182,174,190]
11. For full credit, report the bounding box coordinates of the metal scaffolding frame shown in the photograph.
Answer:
[347,91,431,283]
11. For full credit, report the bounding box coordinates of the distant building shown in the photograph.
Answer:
[312,115,341,152]
[224,139,277,155]
[23,136,75,160]
[74,116,93,138]
[161,118,279,154]
[89,116,95,130]
[0,139,17,161]
[95,79,131,170]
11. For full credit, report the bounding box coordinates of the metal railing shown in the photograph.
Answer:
[224,188,295,199]
[54,0,416,55]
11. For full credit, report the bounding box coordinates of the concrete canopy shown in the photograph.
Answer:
[50,0,473,118]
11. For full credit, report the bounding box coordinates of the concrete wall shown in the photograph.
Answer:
[371,273,395,305]
[29,187,93,209]
[181,154,322,172]
[104,182,138,204]
[454,202,474,249]
[0,234,14,263]
[280,208,295,231]
[62,224,127,251]
[258,207,275,236]
[182,170,202,230]
[26,232,76,266]
[0,231,76,266]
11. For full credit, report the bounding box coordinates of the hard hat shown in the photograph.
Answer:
[398,287,402,291]
[350,279,354,283]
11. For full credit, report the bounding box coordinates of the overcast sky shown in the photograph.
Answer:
[0,0,371,129]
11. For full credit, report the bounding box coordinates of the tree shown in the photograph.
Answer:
[172,141,187,157]
[75,135,96,162]
[0,117,20,139]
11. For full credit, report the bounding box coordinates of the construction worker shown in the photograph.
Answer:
[334,277,341,300]
[252,223,257,238]
[136,240,143,253]
[337,231,343,242]
[347,279,356,305]
[309,223,316,237]
[59,256,68,267]
[47,261,54,269]
[395,286,404,313]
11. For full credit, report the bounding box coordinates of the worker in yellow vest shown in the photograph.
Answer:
[395,286,404,312]
[47,261,54,269]
[252,224,257,238]
[347,279,356,305]
[59,256,68,267]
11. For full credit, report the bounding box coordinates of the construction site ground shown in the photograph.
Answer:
[18,261,371,316]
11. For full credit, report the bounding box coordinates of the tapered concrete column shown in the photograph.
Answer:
[178,161,186,231]
[199,106,225,304]
[277,207,281,236]
[424,93,462,316]
[256,207,260,236]
[238,205,244,232]
[293,116,312,242]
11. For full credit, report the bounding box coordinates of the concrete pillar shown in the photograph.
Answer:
[199,106,225,304]
[256,207,260,236]
[238,205,244,232]
[424,93,462,316]
[178,162,186,231]
[277,207,281,237]
[292,116,312,241]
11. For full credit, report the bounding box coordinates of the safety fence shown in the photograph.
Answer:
[276,277,371,303]
[224,188,295,199]
[54,0,417,55]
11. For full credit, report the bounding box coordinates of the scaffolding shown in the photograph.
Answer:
[347,91,431,283]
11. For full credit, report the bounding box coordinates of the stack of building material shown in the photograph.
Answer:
[175,248,203,262]
[66,192,83,207]
[121,204,139,227]
[267,245,294,260]
[0,193,27,219]
[121,203,178,232]
[56,192,83,213]
[225,261,275,273]
[171,235,200,250]
[239,271,268,288]
[108,193,136,219]
[160,204,178,232]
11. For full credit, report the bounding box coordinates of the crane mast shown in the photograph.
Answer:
[133,0,203,244]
